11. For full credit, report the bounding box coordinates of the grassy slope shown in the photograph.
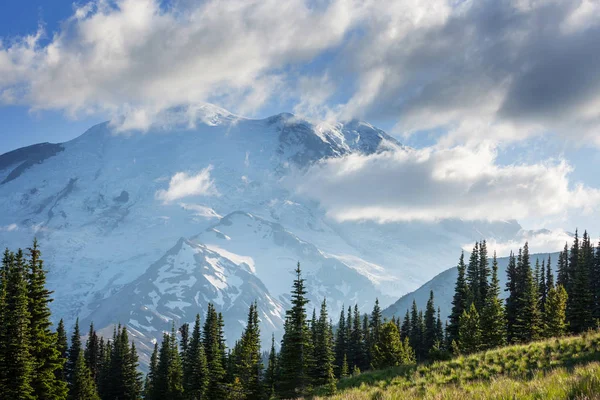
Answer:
[315,332,600,399]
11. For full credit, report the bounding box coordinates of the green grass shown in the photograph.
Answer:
[313,332,600,399]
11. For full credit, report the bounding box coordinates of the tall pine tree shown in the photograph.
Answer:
[277,263,313,398]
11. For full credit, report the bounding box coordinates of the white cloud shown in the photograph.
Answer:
[290,144,600,223]
[156,166,218,203]
[463,229,576,257]
[0,0,356,129]
[0,223,18,232]
[1,0,600,148]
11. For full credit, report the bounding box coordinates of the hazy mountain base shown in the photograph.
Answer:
[314,331,600,399]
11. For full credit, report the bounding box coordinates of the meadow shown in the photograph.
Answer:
[314,332,600,399]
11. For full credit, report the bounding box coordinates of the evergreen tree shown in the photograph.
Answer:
[400,310,410,342]
[144,343,158,400]
[546,255,554,291]
[362,314,370,369]
[566,230,580,328]
[466,242,480,307]
[544,285,568,338]
[345,306,353,366]
[423,290,437,355]
[56,318,69,383]
[103,326,143,400]
[66,318,82,388]
[0,249,34,399]
[183,314,208,400]
[238,302,263,399]
[505,252,518,343]
[539,259,547,313]
[458,303,481,354]
[179,323,190,363]
[26,240,68,399]
[333,307,346,377]
[594,242,600,322]
[409,300,422,360]
[84,322,101,383]
[153,329,183,400]
[480,252,506,349]
[369,299,383,349]
[349,304,366,370]
[203,303,227,399]
[513,244,542,343]
[477,240,490,311]
[69,351,100,400]
[435,308,444,347]
[570,231,594,333]
[277,263,313,398]
[448,252,468,344]
[265,334,277,399]
[371,321,415,369]
[313,299,336,395]
[557,243,569,289]
[340,354,349,379]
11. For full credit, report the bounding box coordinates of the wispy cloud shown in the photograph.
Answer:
[156,166,218,203]
[290,144,600,223]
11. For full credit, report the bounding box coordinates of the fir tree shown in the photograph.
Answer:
[513,244,542,343]
[369,299,383,349]
[349,304,367,370]
[340,354,349,379]
[466,242,480,307]
[153,329,183,400]
[238,302,263,399]
[179,323,189,363]
[435,308,444,347]
[203,303,227,399]
[557,243,569,289]
[481,252,506,349]
[56,318,69,383]
[570,231,594,333]
[69,351,100,400]
[265,334,277,399]
[144,343,158,400]
[313,299,337,394]
[0,249,34,399]
[400,310,410,342]
[505,252,518,343]
[277,263,313,398]
[423,290,437,355]
[448,252,468,344]
[66,318,82,388]
[539,259,547,313]
[409,300,423,360]
[544,285,568,338]
[478,240,490,311]
[333,307,346,378]
[103,326,143,400]
[458,303,481,354]
[371,321,415,369]
[84,322,101,383]
[362,314,370,369]
[183,314,208,400]
[26,240,68,399]
[546,254,554,291]
[594,242,600,322]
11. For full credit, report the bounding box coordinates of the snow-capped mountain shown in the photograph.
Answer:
[0,104,525,358]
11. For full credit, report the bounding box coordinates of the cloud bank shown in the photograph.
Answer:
[1,0,599,145]
[291,145,600,223]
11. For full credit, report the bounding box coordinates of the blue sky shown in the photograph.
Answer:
[1,0,599,238]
